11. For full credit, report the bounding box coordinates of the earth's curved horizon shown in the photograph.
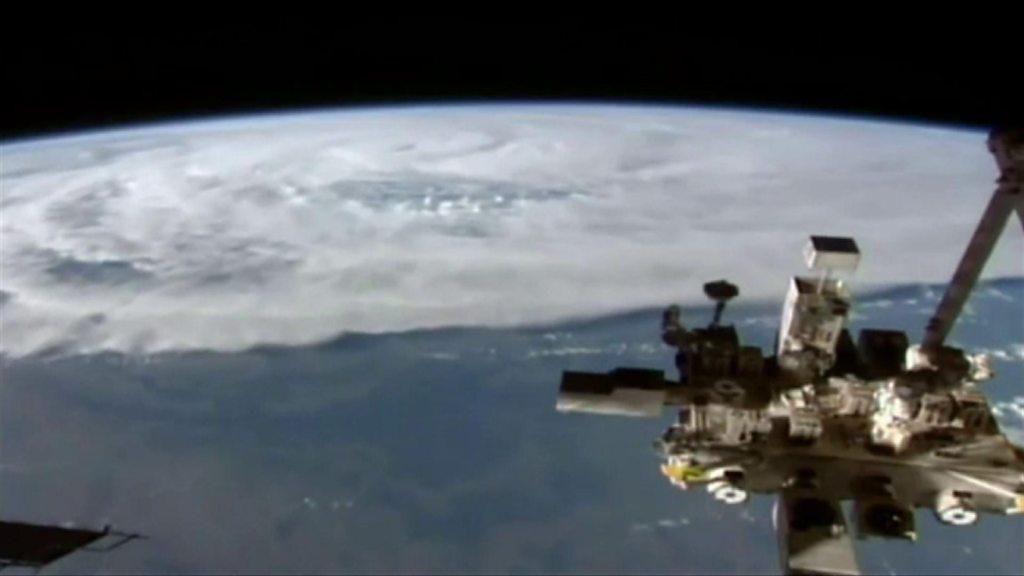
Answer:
[2,104,1020,358]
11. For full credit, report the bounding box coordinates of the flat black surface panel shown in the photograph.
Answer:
[810,236,861,255]
[0,521,106,567]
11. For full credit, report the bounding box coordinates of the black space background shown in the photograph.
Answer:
[3,22,1022,140]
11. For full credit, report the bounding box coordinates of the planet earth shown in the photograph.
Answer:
[1,105,1022,574]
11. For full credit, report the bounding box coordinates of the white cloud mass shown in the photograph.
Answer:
[1,105,1021,356]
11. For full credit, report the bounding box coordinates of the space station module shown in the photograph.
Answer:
[777,236,860,377]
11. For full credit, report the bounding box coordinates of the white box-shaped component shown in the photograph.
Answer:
[804,236,861,273]
[777,277,850,364]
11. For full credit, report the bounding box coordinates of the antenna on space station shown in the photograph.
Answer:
[703,280,739,327]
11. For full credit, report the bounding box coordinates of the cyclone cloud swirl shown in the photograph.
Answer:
[1,105,1021,356]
